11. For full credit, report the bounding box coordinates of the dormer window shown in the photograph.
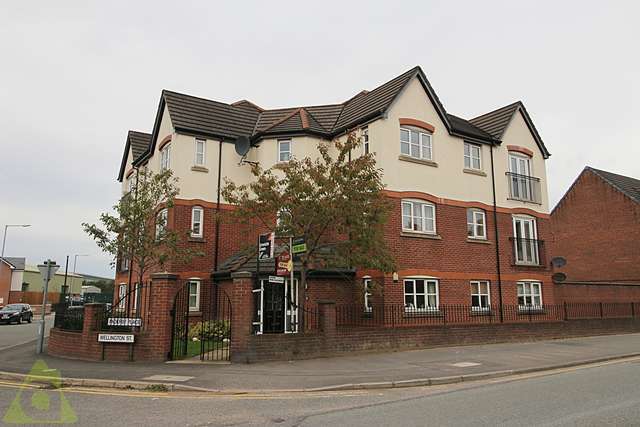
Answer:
[160,144,171,171]
[400,127,432,160]
[278,139,291,162]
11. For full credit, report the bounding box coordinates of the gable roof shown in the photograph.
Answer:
[117,131,151,181]
[3,257,25,270]
[128,66,550,171]
[470,101,550,158]
[588,167,640,204]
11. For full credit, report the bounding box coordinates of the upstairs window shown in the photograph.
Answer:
[155,208,168,239]
[400,127,432,160]
[278,139,291,162]
[464,142,481,170]
[191,206,203,237]
[402,200,436,234]
[362,127,370,155]
[160,144,171,171]
[195,139,206,166]
[467,209,486,239]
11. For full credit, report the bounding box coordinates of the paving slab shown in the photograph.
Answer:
[1,333,639,392]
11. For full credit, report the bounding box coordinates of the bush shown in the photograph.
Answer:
[188,320,230,341]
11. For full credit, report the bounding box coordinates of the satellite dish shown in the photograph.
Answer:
[234,135,251,156]
[552,272,567,284]
[551,257,567,268]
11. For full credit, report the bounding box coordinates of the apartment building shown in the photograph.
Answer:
[116,66,552,333]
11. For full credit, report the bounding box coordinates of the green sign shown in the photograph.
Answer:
[292,237,307,254]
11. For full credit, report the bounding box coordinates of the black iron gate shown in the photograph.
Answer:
[170,279,231,361]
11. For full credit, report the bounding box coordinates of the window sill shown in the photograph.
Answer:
[191,166,209,173]
[401,231,442,240]
[463,168,487,177]
[513,262,545,269]
[398,155,438,168]
[467,238,490,244]
[189,236,205,243]
[188,311,202,316]
[507,197,541,205]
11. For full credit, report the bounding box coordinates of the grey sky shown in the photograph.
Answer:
[1,1,638,277]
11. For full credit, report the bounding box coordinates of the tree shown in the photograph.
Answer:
[222,133,395,328]
[83,169,202,291]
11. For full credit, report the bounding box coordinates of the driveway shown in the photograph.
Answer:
[0,314,54,351]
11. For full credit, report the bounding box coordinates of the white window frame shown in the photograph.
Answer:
[191,206,203,237]
[194,138,206,166]
[278,139,291,162]
[403,278,439,312]
[517,281,543,310]
[470,281,491,311]
[117,284,127,309]
[155,208,168,239]
[132,283,140,311]
[512,215,539,265]
[160,144,171,171]
[464,142,482,170]
[401,199,436,234]
[467,208,486,240]
[362,127,370,155]
[400,127,432,160]
[126,176,136,193]
[363,277,372,313]
[188,279,201,312]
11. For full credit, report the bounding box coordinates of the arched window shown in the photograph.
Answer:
[191,206,203,237]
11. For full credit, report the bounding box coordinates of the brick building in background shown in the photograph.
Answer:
[551,167,640,302]
[116,66,554,335]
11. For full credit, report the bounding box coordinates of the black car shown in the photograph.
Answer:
[0,304,33,324]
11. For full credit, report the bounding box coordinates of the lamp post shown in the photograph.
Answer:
[1,224,31,260]
[37,259,60,354]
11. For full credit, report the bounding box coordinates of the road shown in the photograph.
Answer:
[1,358,639,426]
[0,314,54,350]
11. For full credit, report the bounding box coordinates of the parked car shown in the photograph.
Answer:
[0,304,33,324]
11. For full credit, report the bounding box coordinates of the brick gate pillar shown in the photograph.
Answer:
[230,271,253,363]
[148,273,179,361]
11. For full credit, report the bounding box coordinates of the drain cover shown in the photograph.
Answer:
[142,375,194,382]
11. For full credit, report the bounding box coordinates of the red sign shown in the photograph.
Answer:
[276,251,292,276]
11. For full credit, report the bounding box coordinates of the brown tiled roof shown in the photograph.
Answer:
[128,131,151,161]
[588,167,640,204]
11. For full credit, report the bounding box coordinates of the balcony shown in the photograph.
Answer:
[506,172,541,204]
[509,237,545,267]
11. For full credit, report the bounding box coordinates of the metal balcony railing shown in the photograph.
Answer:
[510,237,544,266]
[506,172,541,204]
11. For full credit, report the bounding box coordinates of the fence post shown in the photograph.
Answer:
[600,302,604,318]
[563,302,568,321]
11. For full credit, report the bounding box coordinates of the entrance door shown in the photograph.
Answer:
[513,216,539,264]
[263,282,285,333]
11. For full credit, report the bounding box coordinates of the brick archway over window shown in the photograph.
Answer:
[399,118,435,133]
[507,145,534,157]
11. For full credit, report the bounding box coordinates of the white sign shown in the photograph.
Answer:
[268,275,285,284]
[98,333,135,343]
[107,317,142,327]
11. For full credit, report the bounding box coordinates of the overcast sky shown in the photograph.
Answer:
[0,1,637,277]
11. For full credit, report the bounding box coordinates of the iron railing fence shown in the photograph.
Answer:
[332,302,640,329]
[509,237,545,267]
[301,304,320,332]
[53,303,84,331]
[506,172,541,204]
[96,281,153,333]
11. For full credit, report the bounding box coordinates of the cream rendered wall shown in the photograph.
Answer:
[10,270,23,291]
[369,77,494,206]
[493,110,549,213]
[121,149,134,193]
[150,105,175,175]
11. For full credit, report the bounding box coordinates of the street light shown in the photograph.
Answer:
[70,254,89,297]
[1,224,31,260]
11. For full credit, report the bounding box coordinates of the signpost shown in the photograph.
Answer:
[36,259,60,354]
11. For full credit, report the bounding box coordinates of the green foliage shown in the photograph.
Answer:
[82,169,203,283]
[144,384,169,393]
[188,320,230,341]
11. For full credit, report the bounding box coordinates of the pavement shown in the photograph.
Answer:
[1,332,640,392]
[0,314,54,351]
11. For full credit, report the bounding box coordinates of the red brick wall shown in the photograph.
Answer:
[0,262,11,306]
[556,284,640,304]
[551,169,640,284]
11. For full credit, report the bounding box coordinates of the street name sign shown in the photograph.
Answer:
[98,334,135,343]
[292,237,307,254]
[107,318,142,327]
[269,275,285,284]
